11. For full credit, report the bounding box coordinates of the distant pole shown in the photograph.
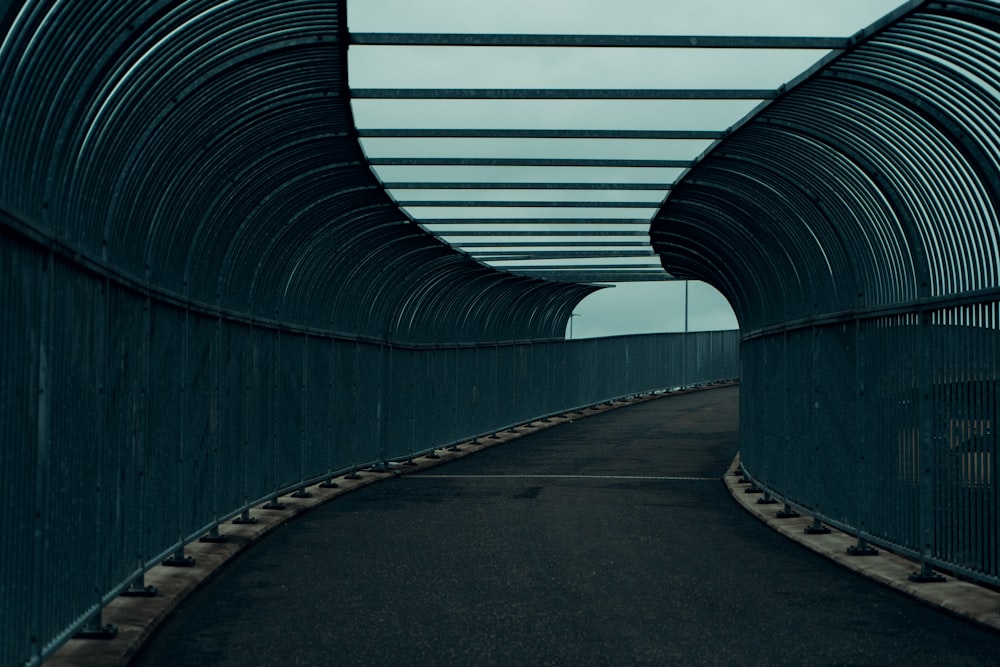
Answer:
[569,313,580,339]
[684,281,689,333]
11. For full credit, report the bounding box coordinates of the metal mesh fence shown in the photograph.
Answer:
[739,300,1000,581]
[651,0,1000,592]
[1,236,738,666]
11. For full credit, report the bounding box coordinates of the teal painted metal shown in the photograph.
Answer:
[349,33,853,49]
[0,227,738,666]
[0,0,595,345]
[0,1,740,664]
[653,0,1000,584]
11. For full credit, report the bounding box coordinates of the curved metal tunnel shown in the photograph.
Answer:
[0,0,595,344]
[655,0,1000,325]
[3,0,1000,664]
[1,2,739,663]
[653,0,1000,583]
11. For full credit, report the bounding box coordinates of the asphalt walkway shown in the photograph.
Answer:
[130,386,1000,666]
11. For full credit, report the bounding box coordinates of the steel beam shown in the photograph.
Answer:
[509,270,674,283]
[368,157,695,167]
[359,129,725,139]
[434,230,649,237]
[384,182,670,190]
[352,88,777,100]
[455,241,651,247]
[470,250,656,260]
[419,218,650,225]
[350,33,851,49]
[398,200,658,208]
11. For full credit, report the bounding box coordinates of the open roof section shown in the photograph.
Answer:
[348,0,915,285]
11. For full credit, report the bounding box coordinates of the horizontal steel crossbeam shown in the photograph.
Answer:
[398,200,658,208]
[455,241,651,247]
[384,182,671,190]
[434,230,649,237]
[509,270,674,283]
[352,88,777,100]
[358,129,726,139]
[470,250,656,259]
[496,263,663,270]
[420,218,650,225]
[369,157,694,167]
[350,33,850,49]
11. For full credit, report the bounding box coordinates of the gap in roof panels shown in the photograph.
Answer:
[347,0,910,289]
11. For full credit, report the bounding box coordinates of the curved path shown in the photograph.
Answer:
[132,387,1000,665]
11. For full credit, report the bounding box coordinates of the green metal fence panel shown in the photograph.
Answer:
[303,335,335,482]
[0,0,744,662]
[184,312,218,536]
[245,327,274,505]
[1,235,41,667]
[0,231,739,665]
[275,332,305,491]
[653,0,1000,585]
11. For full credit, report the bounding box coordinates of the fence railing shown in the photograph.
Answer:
[739,295,999,585]
[1,229,739,667]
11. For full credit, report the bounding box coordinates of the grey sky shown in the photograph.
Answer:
[346,0,910,338]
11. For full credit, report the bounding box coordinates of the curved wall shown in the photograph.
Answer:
[0,0,597,344]
[653,0,999,582]
[0,2,741,664]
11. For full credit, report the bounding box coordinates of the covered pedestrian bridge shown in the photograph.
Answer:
[1,1,998,664]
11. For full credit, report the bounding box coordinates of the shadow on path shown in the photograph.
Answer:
[133,387,1000,666]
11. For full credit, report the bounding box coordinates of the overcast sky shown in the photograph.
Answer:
[346,0,910,338]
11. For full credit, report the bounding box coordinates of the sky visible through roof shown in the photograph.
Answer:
[347,0,909,338]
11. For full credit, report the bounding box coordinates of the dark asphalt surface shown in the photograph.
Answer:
[133,387,1000,666]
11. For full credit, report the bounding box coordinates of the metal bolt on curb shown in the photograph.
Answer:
[909,561,947,583]
[804,517,830,534]
[776,503,799,519]
[261,497,286,510]
[847,536,879,557]
[199,526,229,543]
[162,546,196,568]
[233,508,258,524]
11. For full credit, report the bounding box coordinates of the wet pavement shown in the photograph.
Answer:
[131,386,1000,666]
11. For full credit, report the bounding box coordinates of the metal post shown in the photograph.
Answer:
[261,495,286,510]
[162,544,195,567]
[30,250,54,660]
[684,280,689,333]
[297,334,309,501]
[847,534,878,557]
[912,311,946,582]
[233,506,258,524]
[73,609,117,640]
[776,503,800,519]
[199,524,229,543]
[757,491,778,505]
[804,516,830,535]
[376,344,390,467]
[121,570,157,597]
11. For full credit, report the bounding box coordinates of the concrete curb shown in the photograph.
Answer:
[725,454,1000,635]
[45,382,734,666]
